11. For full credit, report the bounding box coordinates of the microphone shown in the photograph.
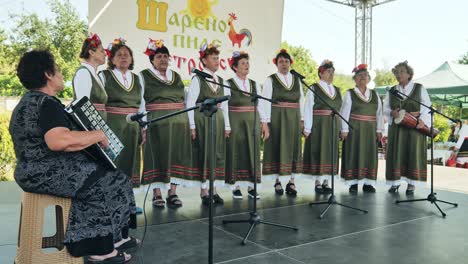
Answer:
[386,87,404,100]
[191,67,213,79]
[126,111,148,123]
[198,95,231,108]
[290,69,305,80]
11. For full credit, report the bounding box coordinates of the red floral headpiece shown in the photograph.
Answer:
[318,59,334,74]
[272,48,293,65]
[86,32,102,49]
[352,63,368,74]
[105,37,126,57]
[199,42,220,58]
[228,51,248,68]
[144,38,164,56]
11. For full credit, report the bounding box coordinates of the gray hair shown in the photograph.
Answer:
[392,61,414,81]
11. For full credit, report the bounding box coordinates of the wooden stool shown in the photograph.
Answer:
[15,192,83,264]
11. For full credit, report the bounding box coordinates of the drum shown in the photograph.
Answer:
[394,109,439,138]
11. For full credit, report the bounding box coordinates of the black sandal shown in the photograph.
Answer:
[86,250,131,263]
[201,195,211,206]
[166,194,183,207]
[152,196,165,208]
[388,185,400,193]
[315,184,324,194]
[213,194,224,205]
[285,182,297,196]
[274,182,284,195]
[116,237,141,251]
[322,183,332,193]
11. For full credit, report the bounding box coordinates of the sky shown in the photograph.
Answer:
[1,0,467,78]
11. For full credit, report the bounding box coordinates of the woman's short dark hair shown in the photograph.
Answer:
[107,45,135,70]
[274,50,292,65]
[17,49,56,90]
[149,46,170,64]
[230,53,249,72]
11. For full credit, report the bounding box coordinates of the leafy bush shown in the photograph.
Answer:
[0,111,15,181]
[434,113,451,142]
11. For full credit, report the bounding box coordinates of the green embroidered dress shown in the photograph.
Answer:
[101,69,142,187]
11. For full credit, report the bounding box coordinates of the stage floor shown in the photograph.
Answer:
[1,175,468,264]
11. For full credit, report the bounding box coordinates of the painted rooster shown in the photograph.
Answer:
[228,13,252,48]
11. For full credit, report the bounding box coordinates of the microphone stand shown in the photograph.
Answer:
[138,95,228,264]
[388,88,458,217]
[195,73,299,245]
[294,73,368,219]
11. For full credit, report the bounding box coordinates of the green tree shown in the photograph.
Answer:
[0,0,87,98]
[333,73,354,94]
[374,69,397,87]
[0,112,15,181]
[458,52,468,65]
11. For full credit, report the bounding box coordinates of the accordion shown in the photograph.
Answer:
[65,96,124,169]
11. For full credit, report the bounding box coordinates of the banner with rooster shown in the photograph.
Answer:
[89,0,284,81]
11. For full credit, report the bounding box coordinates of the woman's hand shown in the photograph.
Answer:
[376,132,383,142]
[340,131,348,141]
[261,123,270,140]
[97,130,109,149]
[391,108,400,118]
[140,128,147,145]
[225,130,231,138]
[416,119,425,129]
[191,129,196,140]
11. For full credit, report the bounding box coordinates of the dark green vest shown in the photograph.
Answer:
[101,69,142,108]
[350,89,379,115]
[140,69,185,104]
[270,74,301,103]
[227,78,257,107]
[312,83,342,110]
[389,83,422,112]
[72,66,107,104]
[196,75,225,103]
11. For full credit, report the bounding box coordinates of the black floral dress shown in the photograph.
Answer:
[9,91,136,256]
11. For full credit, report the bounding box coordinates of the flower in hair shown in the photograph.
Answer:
[86,32,102,48]
[105,37,127,57]
[229,51,247,68]
[352,63,368,73]
[272,48,293,65]
[199,42,219,58]
[144,38,164,56]
[319,59,334,74]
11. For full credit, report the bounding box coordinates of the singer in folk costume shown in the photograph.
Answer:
[225,51,263,199]
[260,49,304,196]
[98,37,142,188]
[340,64,383,193]
[10,50,137,263]
[384,61,431,194]
[73,33,108,119]
[139,39,195,208]
[303,60,342,194]
[186,43,231,206]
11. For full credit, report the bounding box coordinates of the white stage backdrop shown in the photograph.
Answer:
[89,0,285,82]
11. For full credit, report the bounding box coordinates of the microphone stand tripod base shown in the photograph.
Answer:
[221,93,297,246]
[310,195,368,219]
[222,212,298,245]
[395,193,458,218]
